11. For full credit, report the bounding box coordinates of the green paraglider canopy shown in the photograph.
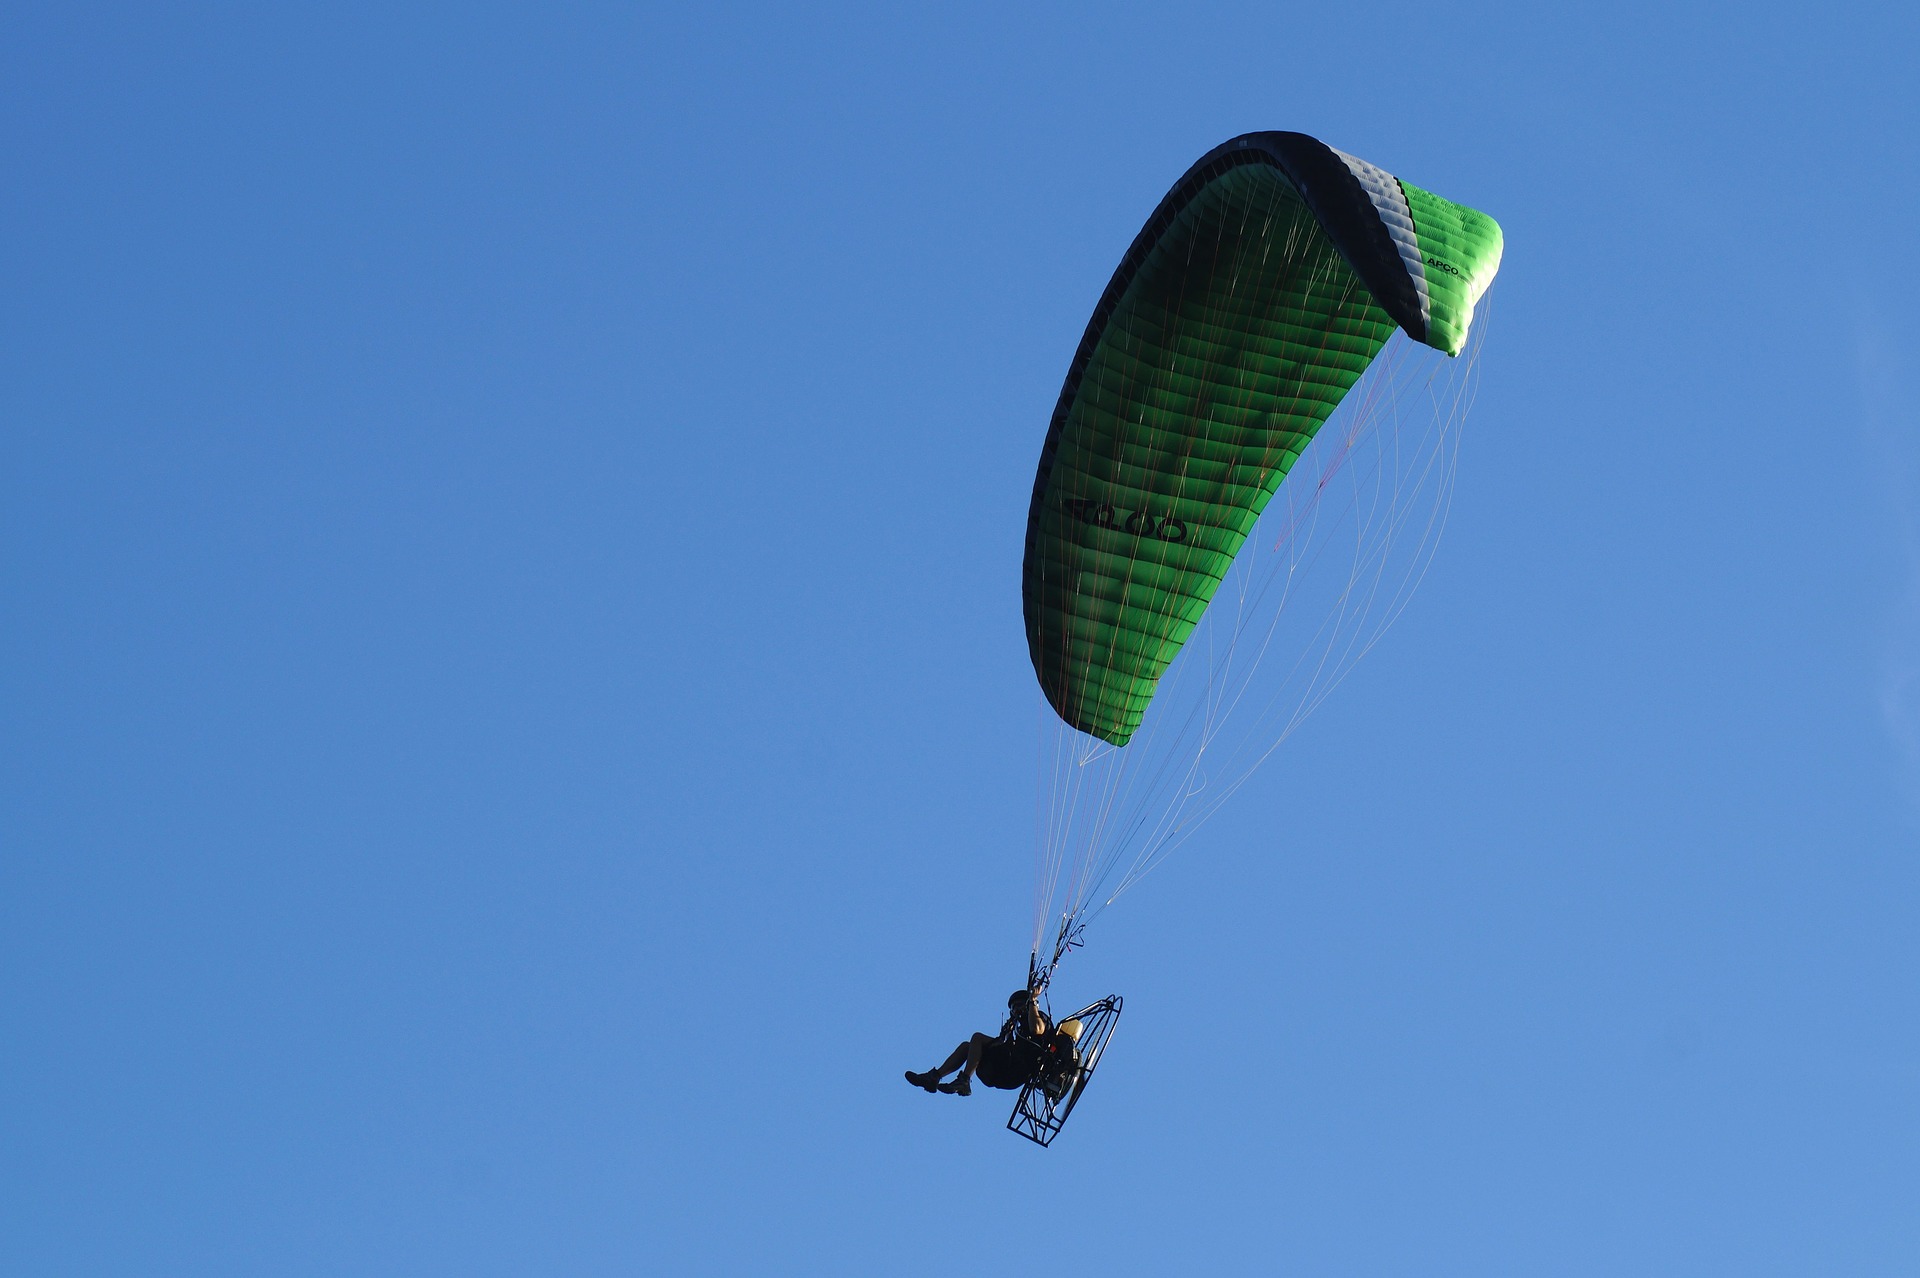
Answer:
[1023,131,1503,746]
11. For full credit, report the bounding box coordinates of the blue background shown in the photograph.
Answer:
[5,3,1918,1273]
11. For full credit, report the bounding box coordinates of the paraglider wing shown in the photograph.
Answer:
[1022,131,1502,746]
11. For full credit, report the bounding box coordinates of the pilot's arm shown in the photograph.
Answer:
[1024,988,1049,1039]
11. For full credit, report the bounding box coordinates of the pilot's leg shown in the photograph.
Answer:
[906,1038,974,1092]
[936,1033,994,1095]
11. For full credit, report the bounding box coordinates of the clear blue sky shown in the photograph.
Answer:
[4,3,1918,1273]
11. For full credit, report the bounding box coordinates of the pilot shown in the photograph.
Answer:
[905,989,1076,1096]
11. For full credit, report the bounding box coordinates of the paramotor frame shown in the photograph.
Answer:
[1007,994,1124,1147]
